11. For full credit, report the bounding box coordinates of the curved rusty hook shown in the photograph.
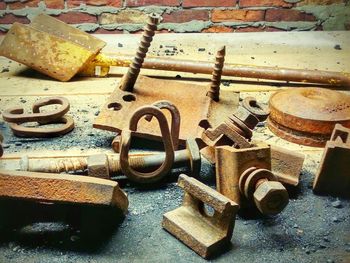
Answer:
[120,105,175,184]
[144,100,181,150]
[2,97,70,124]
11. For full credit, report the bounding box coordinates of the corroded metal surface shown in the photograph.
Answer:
[0,14,105,81]
[0,133,3,157]
[94,75,239,145]
[206,46,225,102]
[119,13,160,92]
[242,96,270,122]
[268,88,350,147]
[119,105,175,184]
[162,174,239,259]
[0,170,128,214]
[215,144,289,216]
[313,124,350,197]
[3,97,74,138]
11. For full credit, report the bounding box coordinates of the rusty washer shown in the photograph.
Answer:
[268,88,350,147]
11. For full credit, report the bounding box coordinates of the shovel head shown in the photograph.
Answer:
[0,14,106,81]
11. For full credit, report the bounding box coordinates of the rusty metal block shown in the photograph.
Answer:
[271,145,305,186]
[162,174,239,259]
[87,153,110,179]
[215,144,290,215]
[0,170,128,214]
[313,124,350,197]
[94,75,239,145]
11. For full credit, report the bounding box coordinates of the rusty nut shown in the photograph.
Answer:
[87,153,110,179]
[253,181,289,216]
[234,107,259,130]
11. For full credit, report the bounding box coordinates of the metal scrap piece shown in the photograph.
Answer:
[313,124,350,197]
[268,88,350,147]
[162,174,239,259]
[0,170,128,214]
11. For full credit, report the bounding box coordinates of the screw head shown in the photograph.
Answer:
[254,181,289,216]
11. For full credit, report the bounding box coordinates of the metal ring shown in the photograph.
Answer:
[242,96,270,122]
[120,105,175,184]
[2,97,70,124]
[145,100,181,150]
[9,116,74,138]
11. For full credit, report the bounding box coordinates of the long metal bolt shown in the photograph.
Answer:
[207,46,226,102]
[20,140,201,178]
[119,13,161,92]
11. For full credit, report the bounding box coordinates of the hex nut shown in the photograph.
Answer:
[87,154,109,179]
[234,107,259,130]
[253,181,289,216]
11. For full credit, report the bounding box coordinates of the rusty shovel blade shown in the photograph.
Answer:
[0,14,106,81]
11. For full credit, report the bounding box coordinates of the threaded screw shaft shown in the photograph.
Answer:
[120,13,161,92]
[207,46,226,102]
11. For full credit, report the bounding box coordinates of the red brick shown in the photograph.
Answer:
[240,0,292,7]
[163,10,209,23]
[125,0,180,6]
[0,14,30,24]
[0,2,6,9]
[9,0,40,10]
[45,0,65,8]
[54,12,97,24]
[211,9,265,22]
[265,9,316,21]
[67,0,122,7]
[202,26,233,33]
[183,0,236,7]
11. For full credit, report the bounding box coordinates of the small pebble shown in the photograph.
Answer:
[334,44,342,50]
[332,216,340,223]
[319,244,327,249]
[327,260,334,263]
[118,43,123,47]
[14,142,22,146]
[94,110,100,116]
[331,200,342,208]
[346,247,350,252]
[198,48,205,52]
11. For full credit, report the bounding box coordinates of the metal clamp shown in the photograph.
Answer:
[3,97,74,137]
[119,105,175,184]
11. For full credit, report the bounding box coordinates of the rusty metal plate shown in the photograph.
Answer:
[268,88,350,147]
[0,15,106,81]
[0,170,128,213]
[313,124,350,197]
[162,174,239,259]
[94,75,239,144]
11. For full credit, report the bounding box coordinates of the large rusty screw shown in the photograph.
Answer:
[20,139,201,179]
[120,13,161,92]
[207,46,226,102]
[239,167,289,216]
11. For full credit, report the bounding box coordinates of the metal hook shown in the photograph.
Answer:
[120,105,175,184]
[144,100,181,150]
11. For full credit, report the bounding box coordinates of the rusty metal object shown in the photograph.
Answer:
[200,106,258,164]
[120,105,175,184]
[313,124,350,197]
[21,138,201,179]
[215,144,289,216]
[145,100,181,150]
[242,96,270,122]
[0,169,128,214]
[0,133,3,157]
[2,97,74,138]
[94,75,239,145]
[270,145,304,186]
[0,14,105,81]
[119,13,160,92]
[162,174,239,259]
[83,54,350,88]
[268,88,350,147]
[206,46,225,102]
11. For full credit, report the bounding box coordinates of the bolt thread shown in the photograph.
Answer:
[207,46,225,102]
[23,157,88,173]
[120,13,160,91]
[108,155,148,174]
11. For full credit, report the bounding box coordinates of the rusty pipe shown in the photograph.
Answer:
[82,54,350,88]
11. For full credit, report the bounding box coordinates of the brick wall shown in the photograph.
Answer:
[0,0,349,34]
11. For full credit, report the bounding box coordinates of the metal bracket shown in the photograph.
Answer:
[162,174,239,259]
